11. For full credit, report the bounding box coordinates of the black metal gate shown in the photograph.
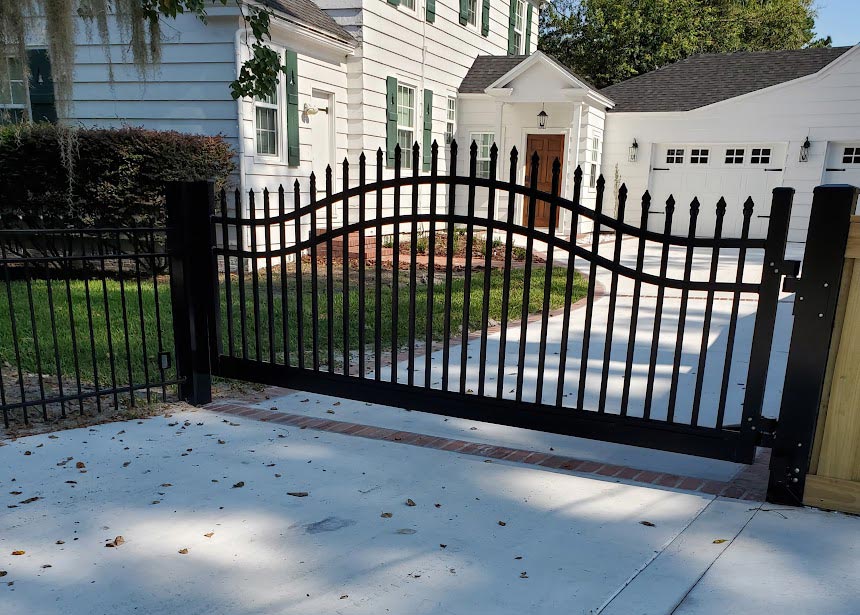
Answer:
[180,141,799,463]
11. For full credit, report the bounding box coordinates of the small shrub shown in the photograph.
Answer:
[0,123,236,229]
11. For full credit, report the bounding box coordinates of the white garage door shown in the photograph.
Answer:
[648,145,785,238]
[824,143,860,211]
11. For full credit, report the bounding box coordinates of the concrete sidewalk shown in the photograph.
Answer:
[2,402,856,615]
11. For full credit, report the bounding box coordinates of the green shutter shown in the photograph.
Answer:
[386,76,398,168]
[524,4,532,56]
[459,0,470,25]
[27,49,56,123]
[422,89,433,171]
[285,50,300,167]
[481,0,490,36]
[426,0,435,22]
[507,1,518,55]
[387,0,399,5]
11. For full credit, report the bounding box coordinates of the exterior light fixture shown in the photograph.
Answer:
[629,138,639,162]
[799,136,811,162]
[537,104,548,129]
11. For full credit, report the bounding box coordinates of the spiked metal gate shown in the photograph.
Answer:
[175,140,798,464]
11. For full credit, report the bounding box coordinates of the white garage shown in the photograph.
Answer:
[647,143,785,238]
[601,45,860,249]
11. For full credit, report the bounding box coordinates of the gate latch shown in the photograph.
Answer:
[780,260,802,293]
[755,416,779,448]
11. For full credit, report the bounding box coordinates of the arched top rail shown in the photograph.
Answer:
[217,174,767,251]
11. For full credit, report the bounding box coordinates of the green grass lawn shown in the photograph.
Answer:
[0,265,587,389]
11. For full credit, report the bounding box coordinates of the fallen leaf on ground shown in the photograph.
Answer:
[514,556,522,560]
[218,440,226,445]
[712,539,728,544]
[178,548,189,555]
[105,536,125,548]
[520,572,528,579]
[640,521,655,527]
[380,512,393,518]
[11,551,25,556]
[339,595,348,600]
[41,564,51,569]
[326,410,335,414]
[160,483,172,487]
[0,571,6,577]
[204,532,214,538]
[232,482,245,488]
[274,474,282,478]
[75,462,85,469]
[287,492,309,497]
[405,499,416,507]
[498,521,507,526]
[55,541,64,545]
[434,503,441,508]
[9,491,22,495]
[439,544,447,549]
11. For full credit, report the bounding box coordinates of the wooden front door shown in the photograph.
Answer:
[523,134,565,226]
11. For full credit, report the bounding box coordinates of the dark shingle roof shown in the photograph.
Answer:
[459,55,530,93]
[601,46,853,112]
[260,0,355,45]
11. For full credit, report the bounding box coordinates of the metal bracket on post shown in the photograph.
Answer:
[166,181,216,406]
[767,185,858,505]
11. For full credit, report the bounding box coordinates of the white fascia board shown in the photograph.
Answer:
[485,88,514,98]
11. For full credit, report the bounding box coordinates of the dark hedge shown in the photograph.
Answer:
[0,124,236,229]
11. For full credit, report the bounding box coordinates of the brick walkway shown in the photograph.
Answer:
[205,399,769,501]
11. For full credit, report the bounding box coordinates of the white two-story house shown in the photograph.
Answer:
[7,0,618,239]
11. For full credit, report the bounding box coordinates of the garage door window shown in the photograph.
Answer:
[725,148,744,164]
[750,148,771,164]
[666,148,684,164]
[843,147,860,164]
[690,148,709,164]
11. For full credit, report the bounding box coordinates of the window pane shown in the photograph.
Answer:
[256,107,278,155]
[398,129,413,167]
[397,85,414,129]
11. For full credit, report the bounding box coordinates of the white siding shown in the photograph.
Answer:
[603,47,860,247]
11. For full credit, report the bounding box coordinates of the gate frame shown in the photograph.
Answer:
[166,144,827,476]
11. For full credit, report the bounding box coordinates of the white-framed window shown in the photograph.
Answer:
[467,0,479,25]
[589,163,597,188]
[666,148,684,164]
[590,137,600,162]
[750,147,771,164]
[397,83,415,168]
[401,0,415,10]
[511,0,525,53]
[690,148,709,164]
[842,147,860,164]
[471,132,494,179]
[255,88,279,156]
[725,148,744,164]
[445,97,456,144]
[0,56,27,123]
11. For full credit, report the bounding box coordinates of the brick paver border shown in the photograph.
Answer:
[204,400,767,501]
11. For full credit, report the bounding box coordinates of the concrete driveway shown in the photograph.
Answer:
[380,234,793,428]
[3,403,857,615]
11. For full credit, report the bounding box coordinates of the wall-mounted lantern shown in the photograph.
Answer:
[628,138,639,162]
[537,104,548,130]
[799,136,811,162]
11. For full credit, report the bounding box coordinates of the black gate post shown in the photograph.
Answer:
[768,185,859,505]
[737,187,793,462]
[166,181,216,405]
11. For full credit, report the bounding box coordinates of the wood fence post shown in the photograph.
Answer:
[768,185,859,507]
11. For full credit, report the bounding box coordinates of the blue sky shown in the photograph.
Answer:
[815,0,859,46]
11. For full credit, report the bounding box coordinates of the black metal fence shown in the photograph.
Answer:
[174,140,799,463]
[0,227,180,428]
